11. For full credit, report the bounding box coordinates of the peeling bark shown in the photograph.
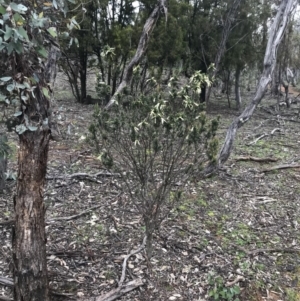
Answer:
[218,0,296,166]
[105,0,167,109]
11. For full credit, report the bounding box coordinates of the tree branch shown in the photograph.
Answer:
[105,0,167,109]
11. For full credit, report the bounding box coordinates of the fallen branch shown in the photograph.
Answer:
[262,164,300,173]
[46,171,120,181]
[94,278,144,301]
[47,205,102,223]
[247,128,281,146]
[119,236,147,286]
[235,156,278,163]
[231,244,300,256]
[1,201,115,226]
[89,237,147,301]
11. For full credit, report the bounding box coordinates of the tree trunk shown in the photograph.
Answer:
[235,65,242,110]
[217,0,296,167]
[105,0,167,109]
[205,0,242,103]
[13,128,50,301]
[12,45,59,301]
[79,45,88,103]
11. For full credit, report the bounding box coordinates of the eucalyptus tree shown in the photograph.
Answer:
[217,0,297,168]
[0,0,77,299]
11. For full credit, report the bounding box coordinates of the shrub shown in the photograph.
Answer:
[89,71,219,257]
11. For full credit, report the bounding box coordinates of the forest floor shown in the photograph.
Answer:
[1,82,300,301]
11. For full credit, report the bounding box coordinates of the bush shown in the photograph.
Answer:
[89,71,219,257]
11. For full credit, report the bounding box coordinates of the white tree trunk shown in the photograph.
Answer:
[218,0,296,166]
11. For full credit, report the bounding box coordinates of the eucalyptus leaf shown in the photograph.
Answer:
[7,41,14,55]
[16,26,29,41]
[6,84,15,92]
[4,25,12,41]
[0,77,12,82]
[28,125,38,131]
[15,124,27,134]
[14,40,23,54]
[36,46,48,58]
[47,27,57,37]
[10,2,27,13]
[42,87,49,98]
[0,5,6,14]
[14,111,22,117]
[52,0,57,9]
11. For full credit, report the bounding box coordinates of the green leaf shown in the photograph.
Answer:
[47,27,57,37]
[36,46,48,58]
[0,5,5,15]
[42,87,49,98]
[13,13,24,25]
[0,77,12,82]
[16,26,29,41]
[4,25,12,41]
[13,40,23,54]
[7,41,14,54]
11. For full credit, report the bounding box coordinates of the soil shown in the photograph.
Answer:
[1,84,300,301]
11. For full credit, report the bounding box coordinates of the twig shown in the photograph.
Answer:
[235,156,278,163]
[47,204,103,223]
[262,164,300,173]
[0,276,13,287]
[225,275,245,287]
[248,133,268,145]
[46,171,120,181]
[231,244,300,256]
[88,237,147,301]
[94,279,144,301]
[119,236,147,286]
